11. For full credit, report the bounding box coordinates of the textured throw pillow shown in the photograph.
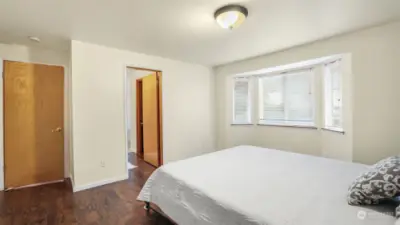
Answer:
[396,206,400,225]
[348,156,400,205]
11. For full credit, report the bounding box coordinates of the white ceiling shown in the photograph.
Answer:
[0,0,399,66]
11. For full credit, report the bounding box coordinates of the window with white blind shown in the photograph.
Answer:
[232,78,251,124]
[258,69,315,126]
[324,60,343,131]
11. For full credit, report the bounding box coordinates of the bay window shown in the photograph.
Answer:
[231,55,345,132]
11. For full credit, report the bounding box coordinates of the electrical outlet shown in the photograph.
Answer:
[100,161,106,168]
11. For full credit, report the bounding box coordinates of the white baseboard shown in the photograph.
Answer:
[73,174,129,192]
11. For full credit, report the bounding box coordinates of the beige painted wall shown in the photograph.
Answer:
[70,40,216,188]
[215,21,400,165]
[0,43,72,190]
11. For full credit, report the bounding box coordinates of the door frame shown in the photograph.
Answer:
[0,59,67,191]
[124,66,163,170]
[0,59,3,190]
[135,79,143,159]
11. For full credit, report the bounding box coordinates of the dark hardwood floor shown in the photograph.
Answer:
[0,153,174,225]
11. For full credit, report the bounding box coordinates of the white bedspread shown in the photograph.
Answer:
[137,146,396,225]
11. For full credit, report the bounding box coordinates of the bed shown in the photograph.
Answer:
[137,146,396,225]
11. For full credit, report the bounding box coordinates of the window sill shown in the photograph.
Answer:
[257,123,318,129]
[231,123,254,126]
[322,127,345,134]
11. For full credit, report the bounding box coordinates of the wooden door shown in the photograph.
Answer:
[4,61,64,189]
[142,73,159,167]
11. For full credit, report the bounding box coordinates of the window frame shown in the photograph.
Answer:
[231,77,252,125]
[323,59,344,132]
[257,68,317,127]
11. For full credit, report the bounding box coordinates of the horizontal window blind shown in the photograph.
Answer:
[324,60,343,129]
[260,75,284,121]
[259,69,314,126]
[233,78,251,124]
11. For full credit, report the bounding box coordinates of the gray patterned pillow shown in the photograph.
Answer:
[348,156,400,205]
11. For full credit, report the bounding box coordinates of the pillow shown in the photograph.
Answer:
[348,156,400,205]
[396,205,400,218]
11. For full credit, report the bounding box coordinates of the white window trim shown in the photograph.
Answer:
[231,77,252,125]
[322,127,345,134]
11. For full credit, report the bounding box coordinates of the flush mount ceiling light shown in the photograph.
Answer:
[214,5,248,30]
[28,36,41,42]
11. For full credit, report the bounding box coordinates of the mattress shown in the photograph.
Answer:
[137,146,396,225]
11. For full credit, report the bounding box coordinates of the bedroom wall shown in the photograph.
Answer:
[0,43,72,183]
[70,40,215,189]
[215,21,400,165]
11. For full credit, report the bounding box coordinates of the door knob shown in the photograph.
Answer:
[52,127,63,133]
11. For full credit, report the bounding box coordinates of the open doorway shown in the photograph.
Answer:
[126,67,163,169]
